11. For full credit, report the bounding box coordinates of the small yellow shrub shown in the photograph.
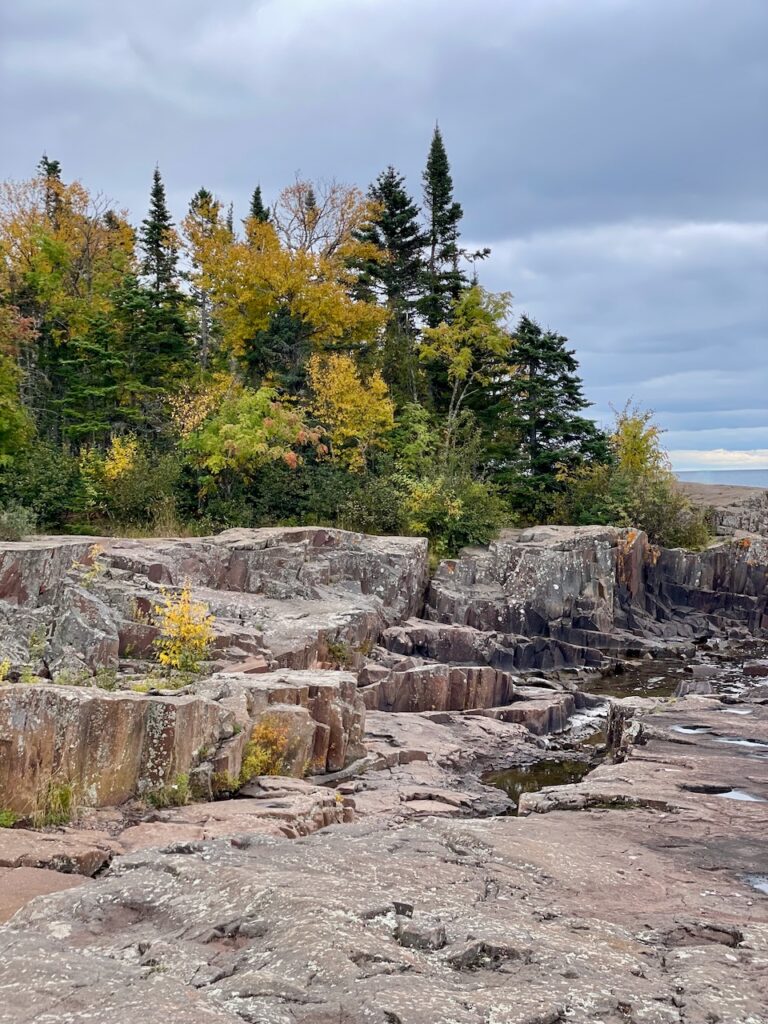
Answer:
[153,584,215,673]
[239,717,290,783]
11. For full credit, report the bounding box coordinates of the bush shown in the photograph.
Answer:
[335,475,406,535]
[33,779,75,827]
[553,405,711,551]
[145,773,191,809]
[239,717,290,783]
[555,463,711,550]
[401,473,508,558]
[0,442,82,532]
[0,501,37,540]
[153,584,215,673]
[80,436,182,528]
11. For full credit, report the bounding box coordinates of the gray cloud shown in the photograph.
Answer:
[1,0,766,463]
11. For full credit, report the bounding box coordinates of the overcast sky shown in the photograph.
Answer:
[2,0,766,469]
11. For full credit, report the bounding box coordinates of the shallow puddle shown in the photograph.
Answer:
[718,789,766,802]
[671,725,711,735]
[718,708,755,716]
[482,759,593,814]
[582,662,679,699]
[746,875,768,895]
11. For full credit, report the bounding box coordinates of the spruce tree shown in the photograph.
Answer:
[249,185,270,222]
[38,154,63,226]
[420,126,465,328]
[140,168,178,296]
[483,315,611,517]
[136,169,192,398]
[354,166,426,402]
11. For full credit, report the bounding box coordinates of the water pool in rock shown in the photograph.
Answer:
[581,661,680,699]
[482,759,593,814]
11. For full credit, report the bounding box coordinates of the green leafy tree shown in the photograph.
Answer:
[554,404,710,549]
[420,286,513,450]
[354,166,426,403]
[184,386,321,497]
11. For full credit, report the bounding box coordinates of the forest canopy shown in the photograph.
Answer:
[0,132,708,552]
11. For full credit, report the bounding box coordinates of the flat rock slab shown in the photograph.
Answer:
[1,805,766,1024]
[0,867,88,924]
[0,827,118,875]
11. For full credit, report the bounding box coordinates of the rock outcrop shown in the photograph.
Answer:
[680,481,768,538]
[2,695,767,1023]
[424,525,767,666]
[0,685,233,815]
[0,527,429,673]
[0,669,366,816]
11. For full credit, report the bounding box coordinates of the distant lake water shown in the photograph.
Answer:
[676,469,768,488]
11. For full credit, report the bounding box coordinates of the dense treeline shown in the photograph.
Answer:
[0,130,708,552]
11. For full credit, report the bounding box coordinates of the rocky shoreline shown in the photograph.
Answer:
[0,524,767,1022]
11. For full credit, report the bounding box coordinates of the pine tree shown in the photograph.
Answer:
[420,126,465,328]
[136,169,192,399]
[354,166,426,402]
[140,168,179,296]
[249,185,270,222]
[484,315,611,516]
[38,154,63,226]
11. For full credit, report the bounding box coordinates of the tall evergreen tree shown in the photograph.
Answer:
[420,126,465,328]
[38,154,63,226]
[249,185,270,222]
[483,315,611,516]
[135,168,192,401]
[354,166,426,402]
[140,168,179,296]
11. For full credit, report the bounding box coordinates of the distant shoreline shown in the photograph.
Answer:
[678,479,766,509]
[676,468,768,489]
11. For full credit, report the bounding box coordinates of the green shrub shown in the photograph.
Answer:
[0,501,37,540]
[0,809,19,828]
[400,473,508,558]
[335,475,406,535]
[0,442,82,532]
[554,463,710,550]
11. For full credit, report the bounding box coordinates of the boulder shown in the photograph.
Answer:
[0,685,233,815]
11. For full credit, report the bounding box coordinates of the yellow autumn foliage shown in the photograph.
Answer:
[103,435,139,480]
[308,353,395,471]
[183,188,385,362]
[153,584,215,673]
[168,372,238,438]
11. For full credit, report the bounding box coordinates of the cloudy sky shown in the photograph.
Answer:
[2,0,766,470]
